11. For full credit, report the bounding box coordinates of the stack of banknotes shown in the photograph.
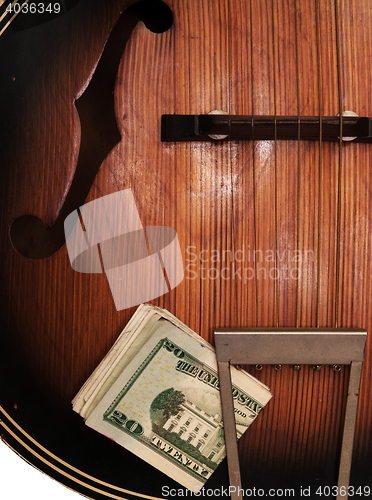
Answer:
[73,304,272,489]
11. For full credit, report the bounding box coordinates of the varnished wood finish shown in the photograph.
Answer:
[1,0,372,496]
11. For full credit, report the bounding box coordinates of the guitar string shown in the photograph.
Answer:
[292,0,309,469]
[294,0,301,329]
[315,0,323,329]
[0,0,31,37]
[313,0,324,469]
[226,0,238,330]
[278,0,300,471]
[271,0,279,328]
[327,1,346,470]
[184,0,199,336]
[250,0,258,329]
[334,0,343,329]
[230,2,239,331]
[270,0,279,473]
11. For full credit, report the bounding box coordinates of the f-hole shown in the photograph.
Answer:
[9,0,173,259]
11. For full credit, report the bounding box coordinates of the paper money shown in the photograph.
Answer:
[73,305,272,490]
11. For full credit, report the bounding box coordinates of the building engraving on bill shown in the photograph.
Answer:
[162,399,225,463]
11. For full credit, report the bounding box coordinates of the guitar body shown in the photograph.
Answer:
[0,0,371,497]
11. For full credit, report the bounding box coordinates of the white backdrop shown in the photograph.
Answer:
[0,441,81,500]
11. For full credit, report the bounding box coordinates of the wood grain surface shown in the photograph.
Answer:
[0,0,371,497]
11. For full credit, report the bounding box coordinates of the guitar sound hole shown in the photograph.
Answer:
[134,0,173,34]
[9,0,173,260]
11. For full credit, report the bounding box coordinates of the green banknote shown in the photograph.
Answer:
[75,306,272,490]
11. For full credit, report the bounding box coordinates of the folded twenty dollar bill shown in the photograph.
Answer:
[73,304,272,490]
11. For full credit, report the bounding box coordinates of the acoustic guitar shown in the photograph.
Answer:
[0,0,371,498]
